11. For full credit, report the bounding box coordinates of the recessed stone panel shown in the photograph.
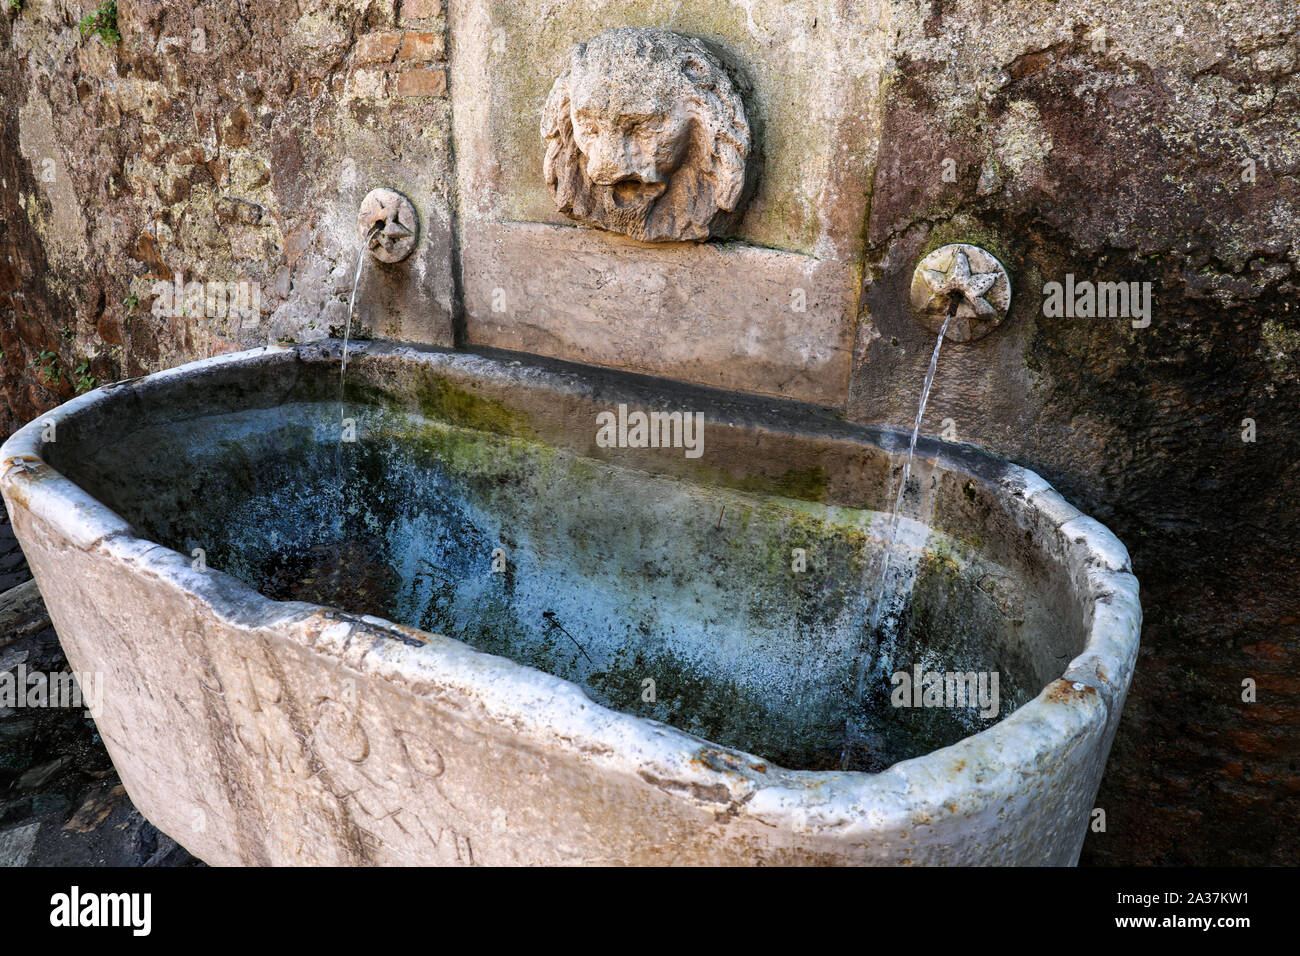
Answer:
[449,1,888,406]
[461,222,857,404]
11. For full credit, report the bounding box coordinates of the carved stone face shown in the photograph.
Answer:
[541,28,751,243]
[571,94,692,191]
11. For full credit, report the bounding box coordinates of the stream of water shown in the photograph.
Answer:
[332,230,379,504]
[341,226,379,393]
[841,312,954,768]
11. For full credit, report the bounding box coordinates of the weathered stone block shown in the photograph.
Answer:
[450,0,886,262]
[355,30,404,64]
[400,0,442,21]
[395,67,447,97]
[461,222,857,405]
[348,68,391,99]
[397,31,444,61]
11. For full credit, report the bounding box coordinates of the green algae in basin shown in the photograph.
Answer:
[60,401,1036,773]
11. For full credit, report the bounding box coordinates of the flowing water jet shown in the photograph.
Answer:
[840,243,1013,769]
[343,186,420,393]
[841,311,953,768]
[340,223,379,392]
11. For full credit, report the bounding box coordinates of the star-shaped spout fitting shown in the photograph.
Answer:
[909,243,1011,343]
[357,188,419,264]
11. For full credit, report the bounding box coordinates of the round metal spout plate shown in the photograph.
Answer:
[358,188,419,263]
[910,243,1011,343]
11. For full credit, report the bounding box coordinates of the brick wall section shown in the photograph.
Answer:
[349,11,449,101]
[0,18,82,435]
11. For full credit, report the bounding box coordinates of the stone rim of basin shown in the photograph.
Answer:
[0,343,1140,854]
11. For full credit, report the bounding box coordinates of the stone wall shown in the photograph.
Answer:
[854,0,1300,866]
[1,0,456,438]
[448,1,887,403]
[1,0,1297,864]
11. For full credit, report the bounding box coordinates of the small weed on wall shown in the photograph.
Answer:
[78,1,119,45]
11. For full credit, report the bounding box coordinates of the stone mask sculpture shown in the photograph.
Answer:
[541,27,751,243]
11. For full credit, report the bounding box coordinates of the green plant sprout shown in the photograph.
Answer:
[27,349,60,385]
[78,1,119,45]
[74,360,96,394]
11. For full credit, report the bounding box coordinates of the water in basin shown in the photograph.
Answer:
[59,397,1039,773]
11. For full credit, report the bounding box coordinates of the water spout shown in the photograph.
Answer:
[841,310,954,769]
[341,186,419,392]
[341,222,381,388]
[356,187,419,264]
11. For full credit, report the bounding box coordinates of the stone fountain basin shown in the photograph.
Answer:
[0,343,1139,865]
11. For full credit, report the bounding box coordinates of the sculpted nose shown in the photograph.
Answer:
[585,138,636,185]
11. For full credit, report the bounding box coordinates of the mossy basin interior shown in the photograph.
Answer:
[46,342,1089,775]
